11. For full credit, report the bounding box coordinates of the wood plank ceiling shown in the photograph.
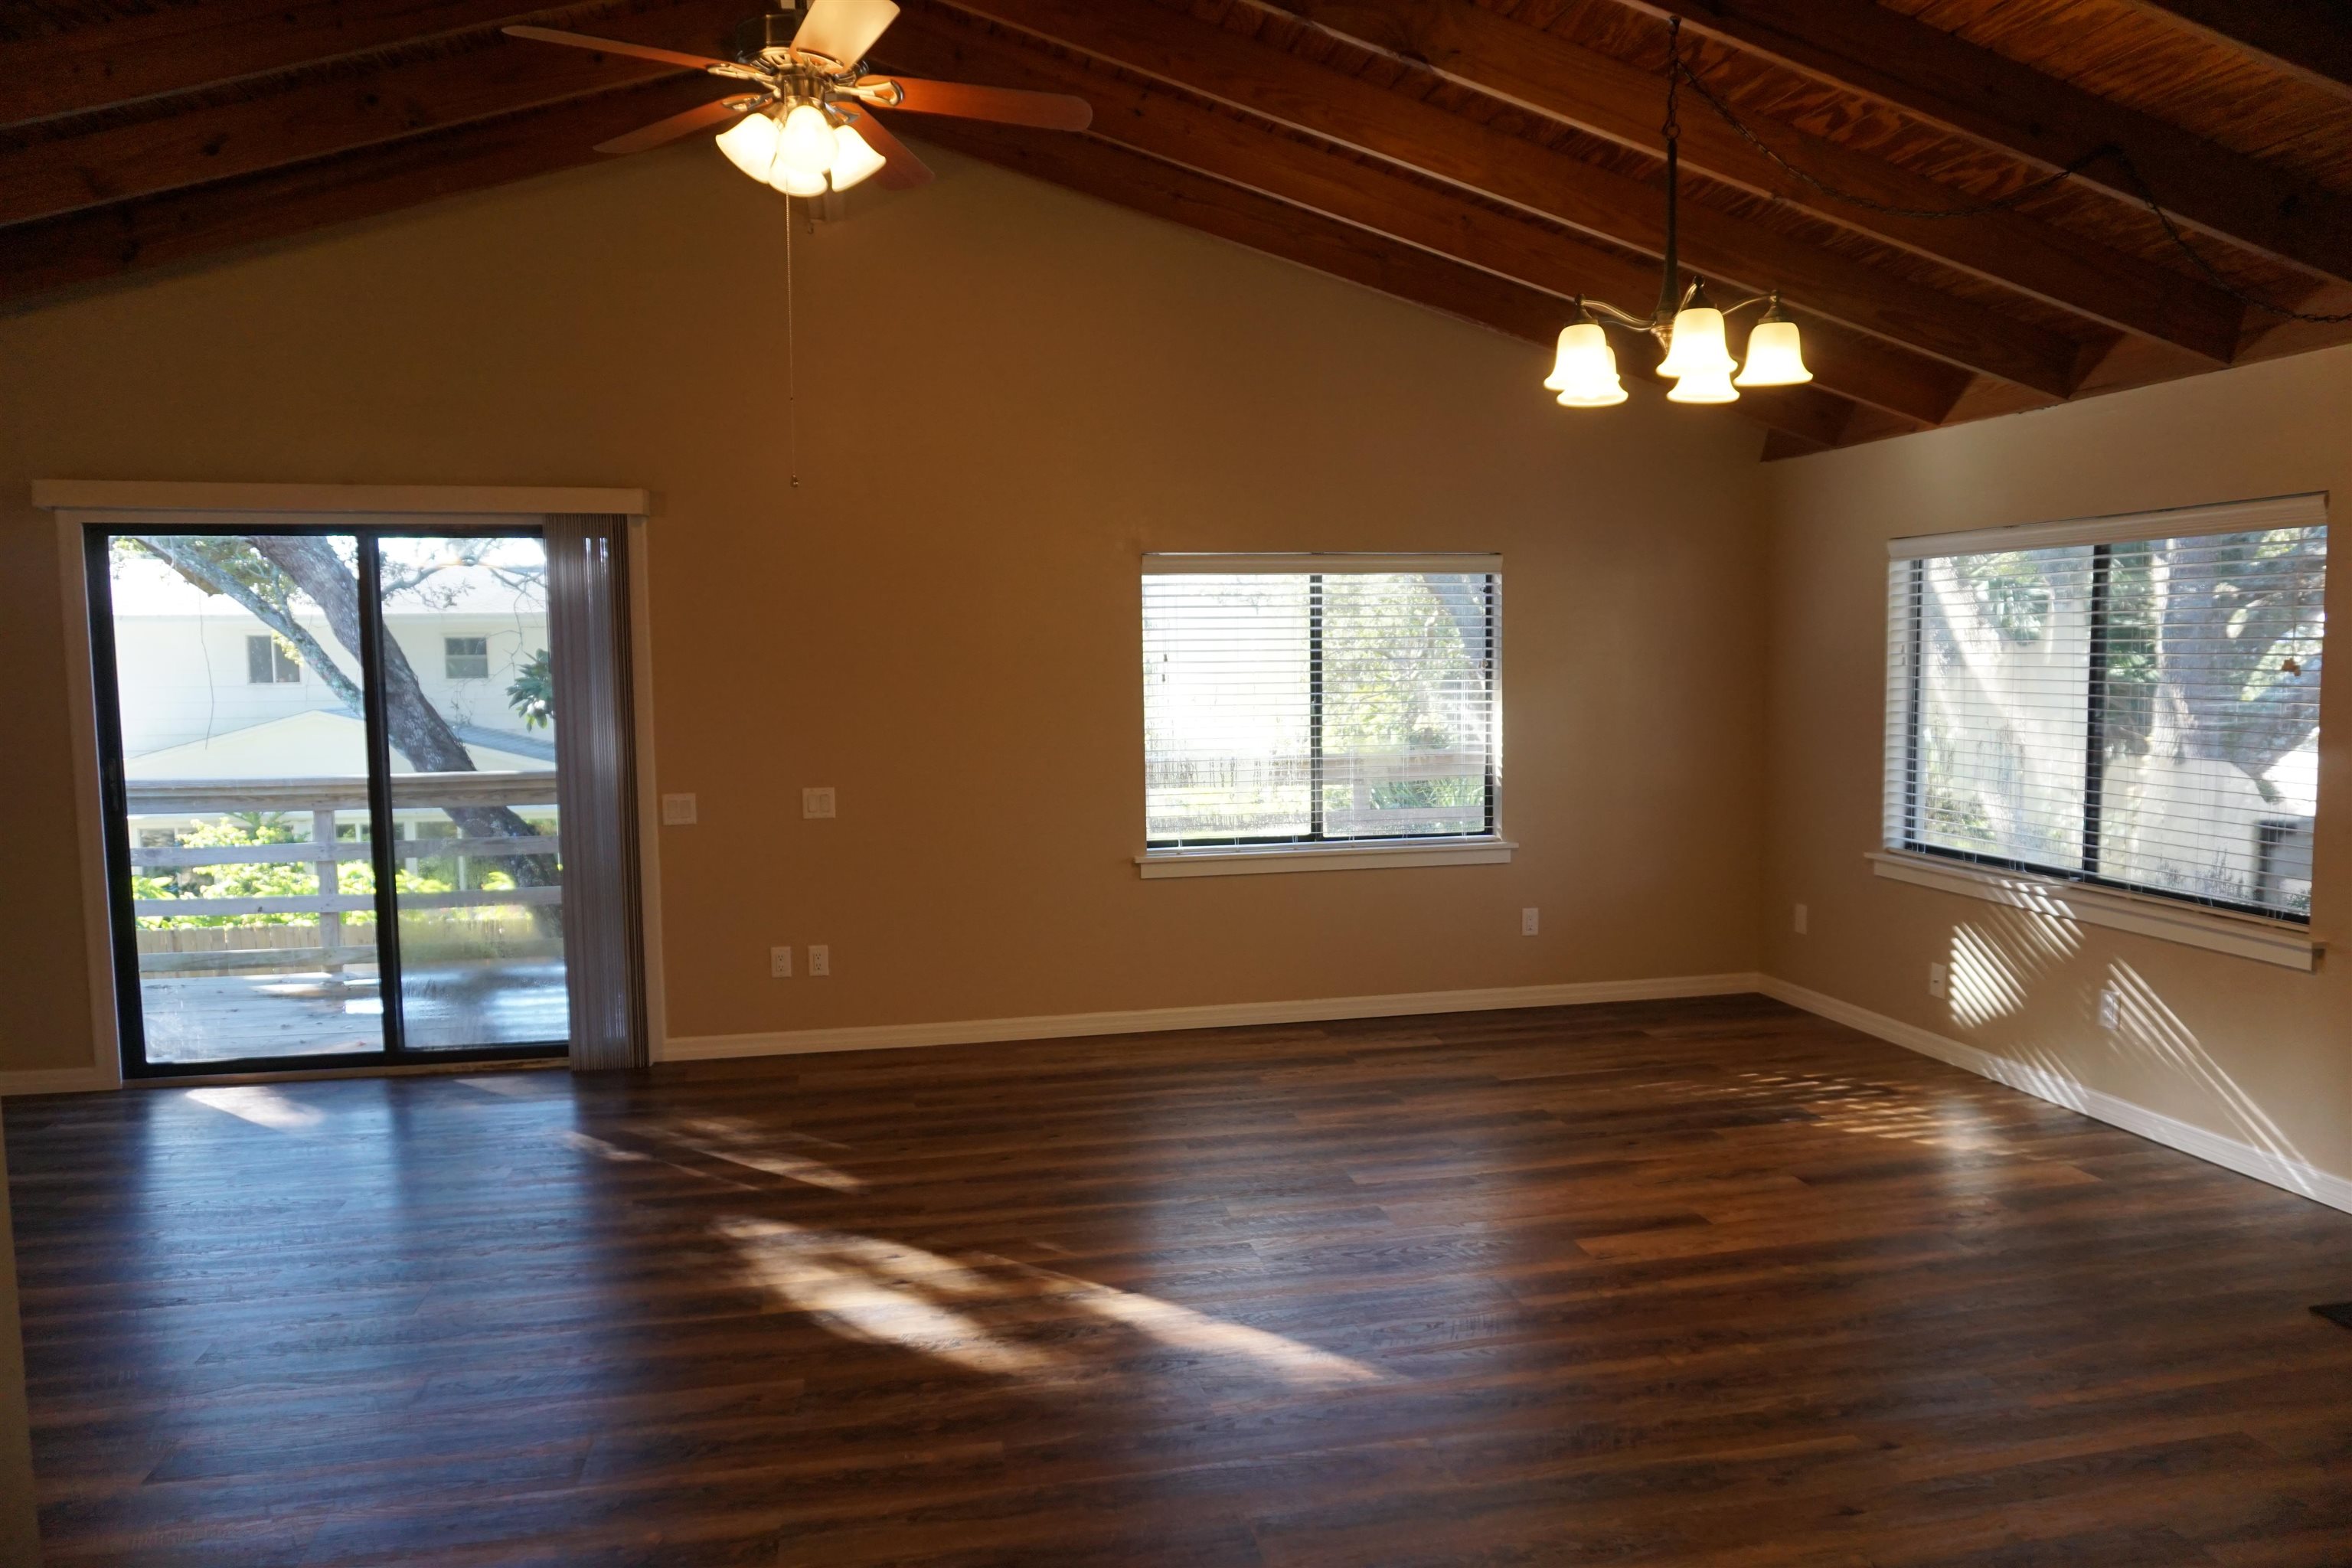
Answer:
[6,0,2352,455]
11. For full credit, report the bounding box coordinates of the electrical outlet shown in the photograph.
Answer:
[2099,986,2120,1030]
[1928,962,1949,1000]
[770,946,792,979]
[802,786,836,820]
[808,944,831,977]
[1521,907,1540,937]
[661,792,697,825]
[1793,903,1808,935]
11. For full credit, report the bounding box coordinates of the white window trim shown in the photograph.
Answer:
[1139,836,1516,878]
[1867,851,2320,972]
[1886,490,2324,559]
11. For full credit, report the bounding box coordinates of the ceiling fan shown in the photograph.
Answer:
[505,0,1093,197]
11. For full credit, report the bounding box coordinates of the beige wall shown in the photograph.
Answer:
[1762,346,2352,1184]
[0,140,1771,1071]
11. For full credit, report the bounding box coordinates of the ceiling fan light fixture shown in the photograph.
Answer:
[1734,315,1813,387]
[771,162,829,197]
[715,109,782,182]
[776,101,838,181]
[1544,323,1627,407]
[828,122,889,191]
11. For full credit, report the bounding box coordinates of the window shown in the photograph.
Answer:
[444,635,490,680]
[1887,498,2326,921]
[245,634,299,684]
[1142,555,1501,860]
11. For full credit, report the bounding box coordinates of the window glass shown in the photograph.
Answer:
[1893,524,2325,920]
[1144,566,1498,848]
[444,635,491,680]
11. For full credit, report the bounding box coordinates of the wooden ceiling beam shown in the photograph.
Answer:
[880,12,1957,425]
[0,74,723,305]
[0,1,766,226]
[1252,0,2242,363]
[0,1,589,128]
[924,0,2090,398]
[2117,2,2352,105]
[906,116,1857,451]
[1610,0,2352,283]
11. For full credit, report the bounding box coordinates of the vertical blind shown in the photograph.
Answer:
[1885,499,2327,920]
[1142,555,1501,848]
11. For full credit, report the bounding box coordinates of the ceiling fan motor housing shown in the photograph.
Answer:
[733,5,817,64]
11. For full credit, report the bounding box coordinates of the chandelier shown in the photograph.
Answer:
[1544,17,1811,409]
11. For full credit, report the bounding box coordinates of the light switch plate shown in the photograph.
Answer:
[661,792,697,825]
[802,786,836,820]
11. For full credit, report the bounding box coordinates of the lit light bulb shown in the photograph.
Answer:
[715,111,782,183]
[776,102,838,182]
[828,122,889,191]
[1655,305,1737,381]
[1544,322,1627,407]
[1734,317,1812,387]
[769,163,828,198]
[1665,364,1740,403]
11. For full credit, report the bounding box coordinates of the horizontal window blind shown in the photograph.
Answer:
[1886,518,2327,920]
[1143,560,1500,848]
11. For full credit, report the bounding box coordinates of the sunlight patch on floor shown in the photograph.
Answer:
[185,1085,325,1132]
[560,1116,867,1192]
[719,1216,1383,1390]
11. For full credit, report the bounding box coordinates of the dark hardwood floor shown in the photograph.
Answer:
[11,994,2352,1566]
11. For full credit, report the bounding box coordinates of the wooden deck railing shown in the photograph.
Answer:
[125,773,560,972]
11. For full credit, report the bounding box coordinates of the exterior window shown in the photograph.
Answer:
[1888,511,2326,920]
[245,634,299,684]
[1142,555,1500,850]
[444,635,490,680]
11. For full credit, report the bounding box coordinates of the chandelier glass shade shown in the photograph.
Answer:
[716,101,887,194]
[1544,323,1628,407]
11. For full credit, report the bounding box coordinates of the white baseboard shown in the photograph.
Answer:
[1757,976,2352,1216]
[658,972,1769,1062]
[0,1067,118,1099]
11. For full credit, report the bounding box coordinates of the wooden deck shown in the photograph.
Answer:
[134,959,569,1062]
[11,994,2352,1565]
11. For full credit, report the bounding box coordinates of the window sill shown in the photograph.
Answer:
[1867,851,2321,972]
[1139,837,1516,879]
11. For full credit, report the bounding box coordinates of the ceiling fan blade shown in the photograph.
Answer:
[502,25,733,74]
[792,0,900,65]
[593,96,754,156]
[860,76,1092,132]
[841,108,935,190]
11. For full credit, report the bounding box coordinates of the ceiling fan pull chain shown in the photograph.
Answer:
[785,194,801,490]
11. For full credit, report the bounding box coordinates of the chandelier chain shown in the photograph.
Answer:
[1670,47,2352,325]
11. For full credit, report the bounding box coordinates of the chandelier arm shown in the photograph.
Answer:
[1583,298,1665,332]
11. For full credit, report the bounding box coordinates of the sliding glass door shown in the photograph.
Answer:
[89,526,570,1075]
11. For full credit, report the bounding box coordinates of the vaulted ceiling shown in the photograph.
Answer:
[8,0,2352,455]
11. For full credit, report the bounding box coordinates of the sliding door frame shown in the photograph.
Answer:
[33,482,662,1093]
[86,521,569,1079]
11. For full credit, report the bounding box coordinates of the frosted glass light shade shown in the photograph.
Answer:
[1665,364,1740,403]
[770,164,829,197]
[1543,322,1626,407]
[716,111,782,182]
[1734,318,1813,387]
[1655,305,1736,379]
[776,103,838,181]
[828,123,888,190]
